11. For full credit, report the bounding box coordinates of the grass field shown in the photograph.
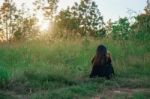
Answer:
[0,38,150,99]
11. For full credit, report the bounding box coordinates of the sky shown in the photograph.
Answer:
[0,0,147,22]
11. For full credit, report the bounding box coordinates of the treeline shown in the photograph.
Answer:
[0,0,150,42]
[0,0,58,41]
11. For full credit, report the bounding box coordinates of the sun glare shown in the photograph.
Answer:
[36,12,49,32]
[39,21,49,31]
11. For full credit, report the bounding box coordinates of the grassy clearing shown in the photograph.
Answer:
[0,38,150,99]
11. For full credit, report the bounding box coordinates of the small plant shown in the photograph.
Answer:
[0,68,10,88]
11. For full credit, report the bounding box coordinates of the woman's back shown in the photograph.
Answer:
[90,45,114,79]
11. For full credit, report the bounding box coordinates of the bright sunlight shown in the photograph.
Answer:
[36,11,49,32]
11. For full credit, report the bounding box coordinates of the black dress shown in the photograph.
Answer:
[90,56,114,79]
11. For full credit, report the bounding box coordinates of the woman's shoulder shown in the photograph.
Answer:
[106,52,112,64]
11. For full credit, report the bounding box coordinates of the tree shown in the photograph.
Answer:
[14,16,37,40]
[54,7,80,37]
[0,1,37,41]
[33,0,58,20]
[73,0,104,36]
[54,0,104,37]
[0,0,18,40]
[131,0,150,41]
[145,0,150,14]
[112,17,130,40]
[105,19,113,35]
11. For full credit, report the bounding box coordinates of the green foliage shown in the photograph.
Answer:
[112,17,131,40]
[0,67,10,88]
[33,0,58,19]
[54,0,104,37]
[54,8,80,37]
[145,0,150,14]
[95,28,106,37]
[0,0,150,98]
[130,1,150,41]
[0,0,38,41]
[0,38,150,98]
[131,13,150,41]
[14,28,22,40]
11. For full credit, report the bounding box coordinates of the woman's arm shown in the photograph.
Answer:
[107,52,112,64]
[91,55,96,64]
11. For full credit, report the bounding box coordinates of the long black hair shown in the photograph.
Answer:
[93,45,107,66]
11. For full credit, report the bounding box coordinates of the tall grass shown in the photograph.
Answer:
[0,38,149,98]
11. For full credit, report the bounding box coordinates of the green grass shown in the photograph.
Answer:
[0,38,150,99]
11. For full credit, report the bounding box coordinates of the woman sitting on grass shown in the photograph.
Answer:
[90,45,115,79]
